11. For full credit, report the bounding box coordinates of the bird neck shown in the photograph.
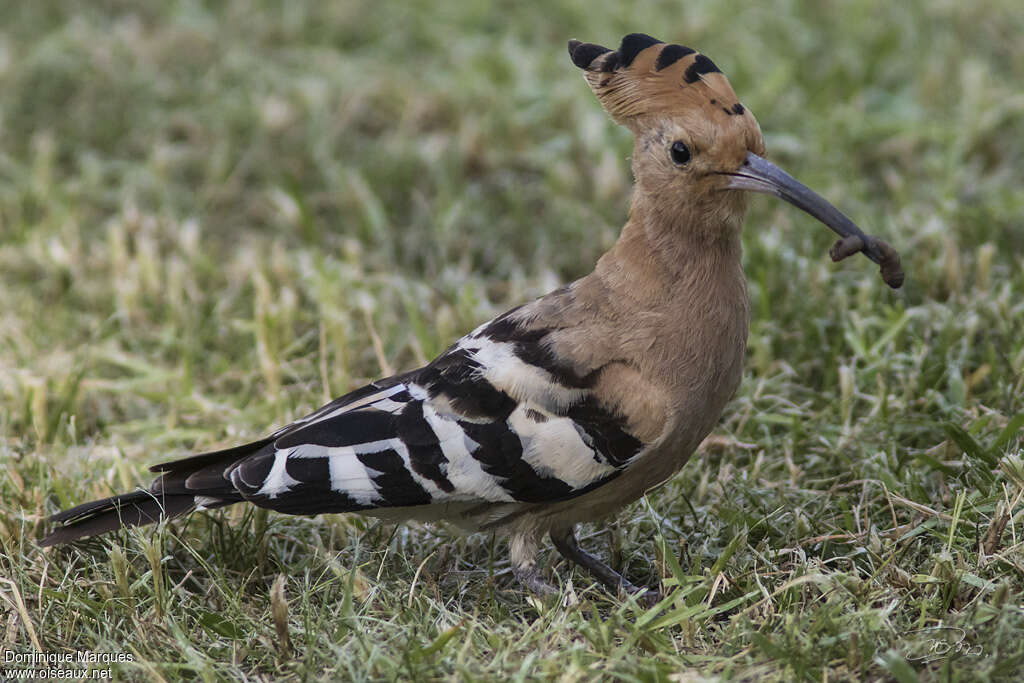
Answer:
[593,193,747,305]
[579,191,751,456]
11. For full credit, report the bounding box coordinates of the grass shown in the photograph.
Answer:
[1,0,1023,680]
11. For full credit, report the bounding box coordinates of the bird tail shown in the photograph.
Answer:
[39,491,205,547]
[40,437,274,547]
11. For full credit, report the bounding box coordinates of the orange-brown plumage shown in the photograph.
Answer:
[570,34,764,156]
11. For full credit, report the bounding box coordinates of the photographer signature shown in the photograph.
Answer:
[901,626,984,663]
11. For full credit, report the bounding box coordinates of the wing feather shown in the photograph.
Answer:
[219,309,647,517]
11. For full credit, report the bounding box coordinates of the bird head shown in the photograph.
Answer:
[570,33,899,281]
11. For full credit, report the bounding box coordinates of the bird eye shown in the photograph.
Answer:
[670,141,691,166]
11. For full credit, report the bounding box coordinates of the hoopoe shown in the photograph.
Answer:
[43,34,902,602]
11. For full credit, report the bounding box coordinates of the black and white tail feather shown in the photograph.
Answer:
[42,310,644,547]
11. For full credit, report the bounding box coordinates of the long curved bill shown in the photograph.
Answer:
[725,152,903,288]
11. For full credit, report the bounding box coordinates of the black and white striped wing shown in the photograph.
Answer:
[226,314,646,515]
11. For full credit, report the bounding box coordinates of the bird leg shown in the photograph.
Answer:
[550,526,660,606]
[510,532,559,597]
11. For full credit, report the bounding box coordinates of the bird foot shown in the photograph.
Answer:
[550,526,660,607]
[513,563,559,598]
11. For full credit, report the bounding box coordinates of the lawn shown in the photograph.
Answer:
[1,0,1023,680]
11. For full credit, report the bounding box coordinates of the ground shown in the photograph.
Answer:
[1,1,1023,681]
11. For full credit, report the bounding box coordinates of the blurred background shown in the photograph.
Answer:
[1,1,1022,679]
[2,0,1022,428]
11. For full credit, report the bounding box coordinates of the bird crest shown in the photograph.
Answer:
[568,33,750,128]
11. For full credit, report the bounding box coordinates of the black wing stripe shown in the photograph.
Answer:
[274,375,415,437]
[396,401,456,493]
[230,452,276,491]
[356,448,433,506]
[284,454,331,484]
[418,347,518,420]
[566,396,643,467]
[459,420,575,503]
[509,341,597,389]
[477,313,596,389]
[275,409,396,449]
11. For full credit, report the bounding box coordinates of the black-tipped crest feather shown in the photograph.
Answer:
[655,44,696,71]
[568,40,611,69]
[684,54,721,83]
[617,33,661,67]
[568,33,746,126]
